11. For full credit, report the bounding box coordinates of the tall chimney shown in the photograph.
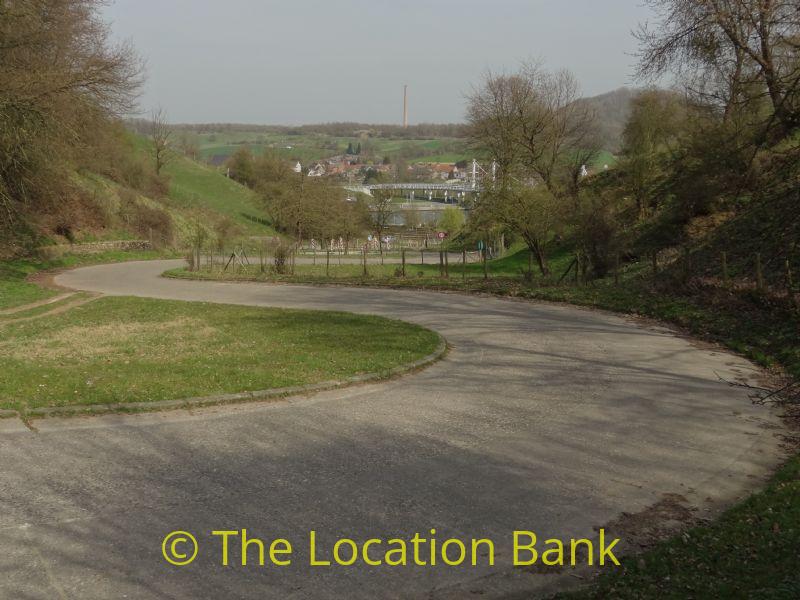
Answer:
[403,85,408,128]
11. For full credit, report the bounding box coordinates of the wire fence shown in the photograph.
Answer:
[185,241,491,280]
[184,237,798,306]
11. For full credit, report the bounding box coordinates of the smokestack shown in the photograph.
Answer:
[403,85,408,128]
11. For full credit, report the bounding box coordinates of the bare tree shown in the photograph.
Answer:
[332,196,371,255]
[1,0,143,242]
[466,64,599,274]
[371,190,393,260]
[636,1,800,135]
[621,89,688,218]
[150,107,173,175]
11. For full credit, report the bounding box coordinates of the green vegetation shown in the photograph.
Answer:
[560,455,800,599]
[164,153,272,235]
[194,132,470,165]
[0,295,440,412]
[222,147,372,245]
[0,262,58,310]
[0,249,178,310]
[0,293,93,320]
[167,244,573,283]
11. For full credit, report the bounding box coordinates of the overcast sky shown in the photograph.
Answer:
[103,1,655,125]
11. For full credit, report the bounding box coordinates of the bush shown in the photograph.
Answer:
[132,203,174,247]
[273,243,292,274]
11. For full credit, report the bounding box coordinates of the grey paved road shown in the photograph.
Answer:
[0,260,785,599]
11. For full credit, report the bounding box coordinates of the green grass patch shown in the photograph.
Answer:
[559,455,800,599]
[0,261,58,310]
[164,155,275,235]
[195,132,470,165]
[0,293,93,320]
[0,296,440,411]
[0,249,179,310]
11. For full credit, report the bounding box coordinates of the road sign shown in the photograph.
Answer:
[477,240,485,250]
[437,231,448,240]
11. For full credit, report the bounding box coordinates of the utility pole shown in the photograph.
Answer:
[403,85,409,128]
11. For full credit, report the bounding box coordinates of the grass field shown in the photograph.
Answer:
[0,262,58,310]
[123,133,275,237]
[0,250,180,311]
[0,295,440,412]
[196,131,470,165]
[164,154,274,235]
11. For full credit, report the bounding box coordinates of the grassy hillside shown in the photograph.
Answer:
[50,134,278,250]
[164,154,273,235]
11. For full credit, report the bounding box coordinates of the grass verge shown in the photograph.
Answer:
[0,249,180,310]
[559,455,800,598]
[0,295,440,412]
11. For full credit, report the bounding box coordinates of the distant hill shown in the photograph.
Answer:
[576,87,639,153]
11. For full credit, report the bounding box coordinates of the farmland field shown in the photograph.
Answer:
[194,131,472,165]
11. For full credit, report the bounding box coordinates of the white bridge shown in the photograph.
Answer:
[345,159,494,197]
[345,182,482,196]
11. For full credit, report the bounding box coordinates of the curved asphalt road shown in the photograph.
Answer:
[0,260,785,599]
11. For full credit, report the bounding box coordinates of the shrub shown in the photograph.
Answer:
[273,243,292,274]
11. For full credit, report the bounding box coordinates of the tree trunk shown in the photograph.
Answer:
[524,234,550,276]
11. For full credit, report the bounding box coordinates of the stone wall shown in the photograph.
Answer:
[38,240,153,258]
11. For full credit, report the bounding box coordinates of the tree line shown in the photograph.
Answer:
[466,0,799,281]
[0,0,145,254]
[226,147,373,252]
[170,122,470,139]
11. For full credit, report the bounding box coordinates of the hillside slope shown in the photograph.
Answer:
[163,154,272,235]
[46,137,277,250]
[577,87,638,152]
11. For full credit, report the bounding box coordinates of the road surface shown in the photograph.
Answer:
[0,260,785,599]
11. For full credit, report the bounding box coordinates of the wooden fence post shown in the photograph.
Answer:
[401,248,406,278]
[363,248,368,277]
[462,249,467,283]
[444,250,449,278]
[326,251,330,277]
[483,248,488,280]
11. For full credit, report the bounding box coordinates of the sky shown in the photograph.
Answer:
[103,1,655,125]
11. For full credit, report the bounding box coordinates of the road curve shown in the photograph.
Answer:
[0,260,785,599]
